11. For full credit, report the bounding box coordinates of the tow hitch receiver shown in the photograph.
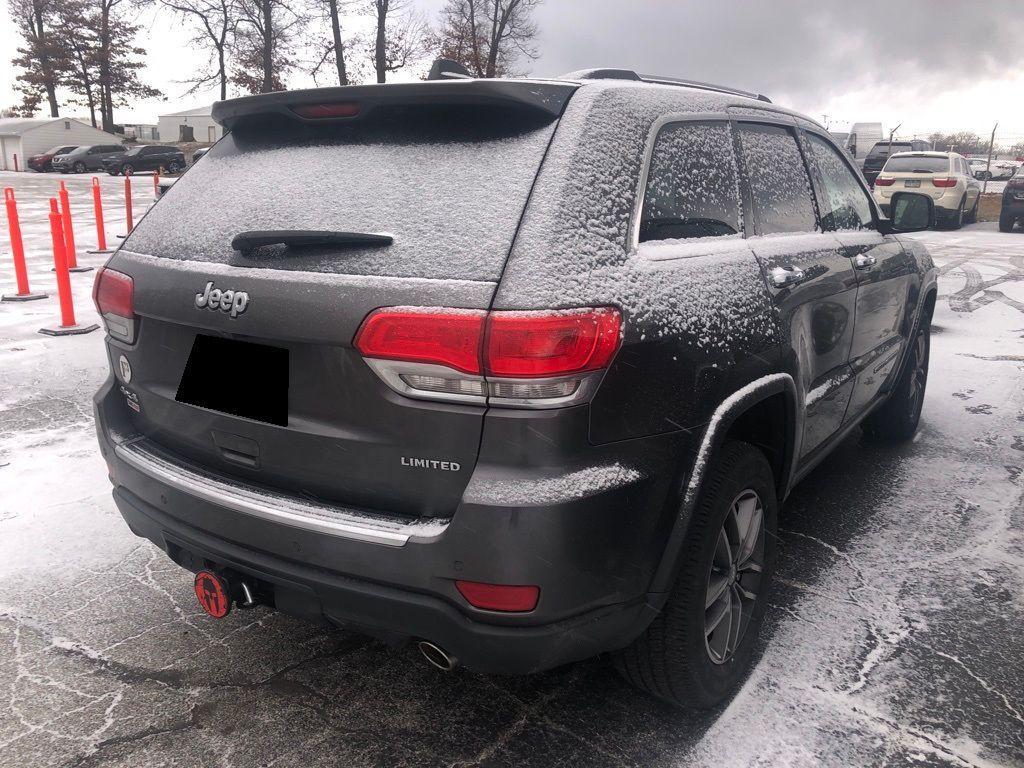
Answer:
[194,570,232,618]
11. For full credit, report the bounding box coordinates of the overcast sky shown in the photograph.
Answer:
[2,0,1023,145]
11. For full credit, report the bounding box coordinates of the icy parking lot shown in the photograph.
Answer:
[0,170,1022,767]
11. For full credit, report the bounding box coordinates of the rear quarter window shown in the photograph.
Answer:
[639,121,742,243]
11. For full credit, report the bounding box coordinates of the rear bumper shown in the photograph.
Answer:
[95,377,684,674]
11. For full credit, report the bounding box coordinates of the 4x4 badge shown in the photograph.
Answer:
[195,281,249,318]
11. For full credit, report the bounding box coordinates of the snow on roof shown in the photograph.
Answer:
[0,116,107,136]
[0,117,63,136]
[159,106,213,118]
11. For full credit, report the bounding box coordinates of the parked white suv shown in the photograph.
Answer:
[874,152,980,228]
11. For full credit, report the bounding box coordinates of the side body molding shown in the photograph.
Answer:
[646,373,798,603]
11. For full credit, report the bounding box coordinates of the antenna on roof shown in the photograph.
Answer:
[427,59,473,81]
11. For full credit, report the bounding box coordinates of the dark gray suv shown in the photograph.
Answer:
[51,143,125,173]
[93,68,937,708]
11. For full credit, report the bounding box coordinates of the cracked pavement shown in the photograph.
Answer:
[1,175,1022,767]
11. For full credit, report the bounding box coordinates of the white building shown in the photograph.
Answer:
[157,106,221,144]
[123,123,160,141]
[0,117,121,171]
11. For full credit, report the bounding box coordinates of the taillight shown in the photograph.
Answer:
[291,102,361,119]
[93,267,136,342]
[354,308,485,374]
[455,580,539,612]
[354,307,622,407]
[874,177,895,186]
[485,308,620,377]
[932,178,957,188]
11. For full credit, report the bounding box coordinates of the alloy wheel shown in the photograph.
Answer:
[704,489,765,665]
[906,329,928,421]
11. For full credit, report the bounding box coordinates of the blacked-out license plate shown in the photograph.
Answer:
[176,335,289,426]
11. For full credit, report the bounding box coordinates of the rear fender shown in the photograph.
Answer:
[645,373,798,606]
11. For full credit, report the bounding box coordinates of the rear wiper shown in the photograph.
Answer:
[231,230,393,251]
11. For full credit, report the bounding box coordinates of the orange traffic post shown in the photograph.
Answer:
[119,175,134,238]
[58,181,92,273]
[88,177,113,254]
[39,199,98,336]
[153,170,159,197]
[2,187,47,302]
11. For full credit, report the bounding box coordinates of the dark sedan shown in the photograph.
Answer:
[27,145,78,172]
[102,145,186,176]
[999,168,1024,232]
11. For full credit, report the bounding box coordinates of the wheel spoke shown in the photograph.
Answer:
[735,495,763,569]
[727,585,744,655]
[714,528,732,570]
[706,592,731,634]
[706,573,730,609]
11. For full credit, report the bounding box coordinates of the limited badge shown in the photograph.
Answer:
[118,354,132,383]
[194,570,232,618]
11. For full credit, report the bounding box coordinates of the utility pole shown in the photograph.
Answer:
[887,122,902,162]
[983,122,998,195]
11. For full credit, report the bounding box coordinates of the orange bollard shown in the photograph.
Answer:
[39,199,98,336]
[122,175,134,236]
[2,188,47,302]
[153,170,159,197]
[88,177,113,254]
[58,181,92,272]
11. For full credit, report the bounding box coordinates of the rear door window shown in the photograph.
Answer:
[737,123,817,234]
[639,121,742,242]
[805,133,873,231]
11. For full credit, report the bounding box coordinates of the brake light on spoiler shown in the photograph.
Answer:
[354,307,622,408]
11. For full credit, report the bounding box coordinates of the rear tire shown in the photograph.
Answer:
[614,440,777,709]
[167,160,182,174]
[122,163,134,176]
[964,195,979,224]
[947,197,965,230]
[999,212,1016,233]
[862,312,931,442]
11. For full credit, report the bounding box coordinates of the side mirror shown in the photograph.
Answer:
[881,192,934,234]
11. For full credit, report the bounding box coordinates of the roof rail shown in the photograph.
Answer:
[565,68,771,103]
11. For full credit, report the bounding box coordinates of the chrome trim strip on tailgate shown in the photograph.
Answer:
[113,437,449,547]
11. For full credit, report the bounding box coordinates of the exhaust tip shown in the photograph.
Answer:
[417,640,457,672]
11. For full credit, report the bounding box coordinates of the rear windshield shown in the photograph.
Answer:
[867,143,910,158]
[883,156,949,173]
[124,105,558,281]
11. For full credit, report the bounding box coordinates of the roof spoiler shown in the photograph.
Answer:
[211,79,578,130]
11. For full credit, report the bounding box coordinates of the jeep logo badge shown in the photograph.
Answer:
[195,281,249,318]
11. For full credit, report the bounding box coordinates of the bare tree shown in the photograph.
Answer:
[8,0,67,116]
[233,0,302,92]
[308,0,362,86]
[153,0,236,100]
[369,0,427,83]
[433,0,539,78]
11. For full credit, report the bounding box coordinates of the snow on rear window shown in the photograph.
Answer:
[123,107,557,281]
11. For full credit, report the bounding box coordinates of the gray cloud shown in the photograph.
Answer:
[527,0,1023,106]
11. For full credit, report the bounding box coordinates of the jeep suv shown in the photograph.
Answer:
[92,68,938,708]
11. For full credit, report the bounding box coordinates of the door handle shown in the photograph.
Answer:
[769,266,806,288]
[853,254,877,269]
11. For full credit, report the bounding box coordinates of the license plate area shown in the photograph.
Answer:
[176,334,289,426]
[904,180,921,188]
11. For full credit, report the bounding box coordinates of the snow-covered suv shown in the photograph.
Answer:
[93,67,938,708]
